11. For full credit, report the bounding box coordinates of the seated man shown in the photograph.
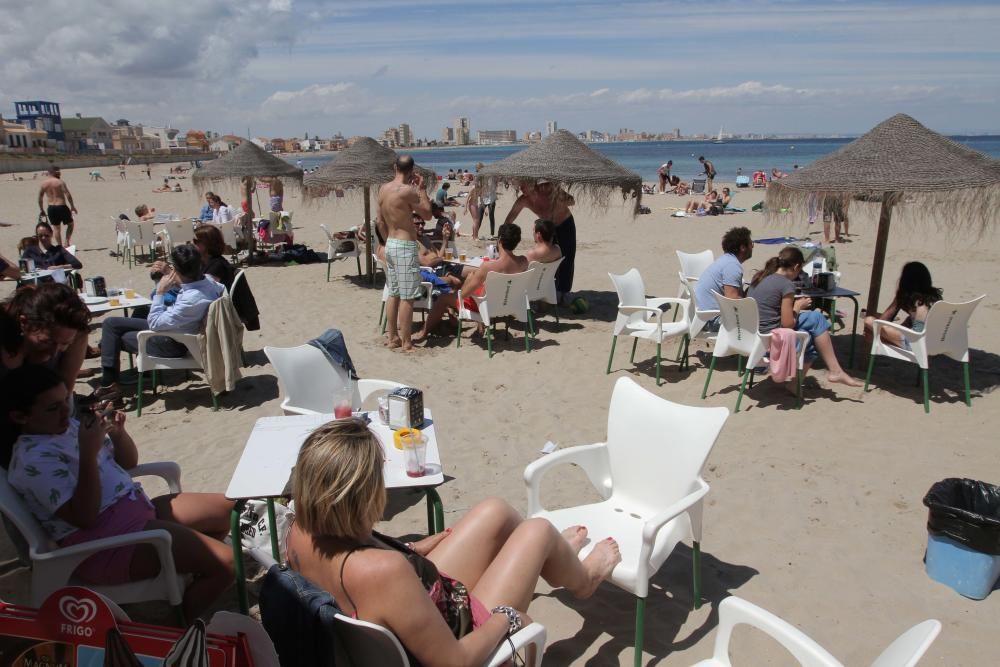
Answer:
[434,181,459,207]
[693,226,754,319]
[414,222,528,342]
[429,202,455,242]
[134,203,157,221]
[152,179,172,193]
[94,245,224,399]
[525,218,563,264]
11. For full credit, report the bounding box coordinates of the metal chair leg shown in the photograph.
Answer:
[692,540,703,610]
[963,361,972,407]
[655,342,662,386]
[629,337,638,364]
[634,596,646,667]
[701,355,716,398]
[734,364,751,412]
[606,336,617,374]
[864,354,876,391]
[921,368,930,414]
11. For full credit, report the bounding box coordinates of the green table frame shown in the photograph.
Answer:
[800,286,861,368]
[230,488,445,615]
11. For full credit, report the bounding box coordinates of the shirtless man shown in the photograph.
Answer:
[504,180,576,302]
[37,165,78,246]
[414,222,528,342]
[525,218,563,264]
[377,155,432,351]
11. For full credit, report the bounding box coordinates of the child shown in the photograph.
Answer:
[4,365,234,618]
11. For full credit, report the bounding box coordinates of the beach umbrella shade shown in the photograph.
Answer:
[192,140,304,254]
[474,129,643,214]
[766,113,1000,313]
[303,137,435,278]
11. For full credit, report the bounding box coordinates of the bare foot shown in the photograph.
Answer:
[400,342,416,353]
[561,525,588,553]
[826,372,862,387]
[574,538,621,599]
[385,337,402,349]
[412,330,428,343]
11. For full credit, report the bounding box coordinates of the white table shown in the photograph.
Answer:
[225,410,446,613]
[451,256,484,269]
[83,294,153,315]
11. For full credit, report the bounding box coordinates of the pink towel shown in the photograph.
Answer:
[769,328,798,382]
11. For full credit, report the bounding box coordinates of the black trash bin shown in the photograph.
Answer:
[923,478,1000,599]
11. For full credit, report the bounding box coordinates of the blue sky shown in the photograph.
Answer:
[2,0,998,138]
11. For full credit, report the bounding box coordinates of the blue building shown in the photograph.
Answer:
[15,101,65,151]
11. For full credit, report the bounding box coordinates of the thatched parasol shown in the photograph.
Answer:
[303,137,435,278]
[192,140,304,255]
[766,113,1000,313]
[474,130,643,213]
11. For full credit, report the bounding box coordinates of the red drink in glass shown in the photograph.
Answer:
[334,400,353,419]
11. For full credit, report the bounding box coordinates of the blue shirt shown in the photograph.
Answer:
[435,189,448,205]
[694,253,744,311]
[147,277,224,334]
[199,203,214,222]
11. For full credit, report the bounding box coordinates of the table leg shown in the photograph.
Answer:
[230,500,249,615]
[847,296,859,369]
[266,498,280,562]
[425,488,444,534]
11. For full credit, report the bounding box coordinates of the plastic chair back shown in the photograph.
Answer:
[922,296,984,363]
[714,291,761,357]
[164,219,195,248]
[124,220,146,244]
[869,619,941,667]
[0,475,55,555]
[676,250,715,281]
[681,274,719,338]
[217,221,238,250]
[264,344,353,414]
[605,378,728,510]
[332,614,409,666]
[478,269,536,324]
[526,258,564,305]
[609,268,649,330]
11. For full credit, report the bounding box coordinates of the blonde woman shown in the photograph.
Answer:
[283,419,621,667]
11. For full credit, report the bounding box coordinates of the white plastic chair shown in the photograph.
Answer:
[606,268,690,386]
[123,220,154,268]
[691,596,941,667]
[264,343,403,414]
[676,250,715,298]
[679,273,720,349]
[135,322,218,416]
[864,295,985,414]
[259,210,293,252]
[320,224,362,280]
[112,216,129,262]
[525,377,729,667]
[379,280,434,334]
[216,221,239,257]
[527,258,565,323]
[456,268,538,358]
[0,461,187,610]
[332,613,547,667]
[155,219,196,257]
[701,291,809,412]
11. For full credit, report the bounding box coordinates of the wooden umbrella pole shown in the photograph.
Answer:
[866,192,898,315]
[364,186,374,281]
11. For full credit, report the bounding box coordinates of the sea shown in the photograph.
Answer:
[292,137,1000,184]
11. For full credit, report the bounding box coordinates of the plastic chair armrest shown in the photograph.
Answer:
[357,379,404,404]
[640,479,709,545]
[525,443,611,515]
[129,462,182,494]
[32,528,175,576]
[279,398,321,416]
[486,622,547,667]
[136,330,200,355]
[617,305,665,328]
[871,318,924,343]
[709,596,844,667]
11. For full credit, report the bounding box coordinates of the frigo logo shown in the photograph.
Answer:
[57,595,98,637]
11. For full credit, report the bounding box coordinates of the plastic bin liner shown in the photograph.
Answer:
[923,478,1000,555]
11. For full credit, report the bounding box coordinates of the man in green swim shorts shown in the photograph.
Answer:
[378,155,433,351]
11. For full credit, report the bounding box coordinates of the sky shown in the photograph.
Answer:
[1,0,998,140]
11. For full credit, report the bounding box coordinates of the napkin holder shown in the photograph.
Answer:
[814,272,837,291]
[388,387,424,429]
[84,276,107,297]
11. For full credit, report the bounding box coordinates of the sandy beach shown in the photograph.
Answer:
[1,163,997,665]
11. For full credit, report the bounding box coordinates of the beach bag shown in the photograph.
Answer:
[237,500,294,561]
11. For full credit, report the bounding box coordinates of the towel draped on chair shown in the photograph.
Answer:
[768,328,798,383]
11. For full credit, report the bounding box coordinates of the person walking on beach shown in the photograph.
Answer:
[504,180,576,303]
[37,165,78,247]
[118,163,126,180]
[145,163,151,179]
[658,160,672,194]
[699,156,716,193]
[378,155,432,352]
[476,163,497,238]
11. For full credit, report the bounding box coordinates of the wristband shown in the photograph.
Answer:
[490,605,522,634]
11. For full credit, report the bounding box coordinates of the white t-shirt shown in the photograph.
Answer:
[213,205,236,225]
[7,419,144,542]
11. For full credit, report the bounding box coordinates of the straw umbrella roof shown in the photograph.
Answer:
[767,113,1000,229]
[765,113,1000,312]
[191,140,303,191]
[303,137,435,198]
[475,130,643,212]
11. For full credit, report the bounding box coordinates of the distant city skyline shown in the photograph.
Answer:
[2,1,998,140]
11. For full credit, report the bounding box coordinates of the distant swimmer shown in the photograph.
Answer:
[37,165,78,246]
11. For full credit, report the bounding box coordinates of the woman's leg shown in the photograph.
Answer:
[864,315,904,348]
[130,519,235,619]
[799,311,861,386]
[425,498,524,588]
[152,493,234,540]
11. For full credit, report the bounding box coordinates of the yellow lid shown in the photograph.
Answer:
[393,427,420,449]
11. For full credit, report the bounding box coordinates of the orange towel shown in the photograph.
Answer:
[769,328,798,382]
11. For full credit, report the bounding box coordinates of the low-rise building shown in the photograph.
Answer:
[63,115,116,153]
[0,114,51,152]
[14,101,65,151]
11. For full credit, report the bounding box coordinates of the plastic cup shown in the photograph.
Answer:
[459,253,467,262]
[334,399,353,419]
[443,249,452,260]
[108,296,121,306]
[124,288,136,299]
[377,394,390,425]
[400,431,428,477]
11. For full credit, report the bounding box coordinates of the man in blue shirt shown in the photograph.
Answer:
[694,226,754,313]
[94,244,224,398]
[199,191,216,222]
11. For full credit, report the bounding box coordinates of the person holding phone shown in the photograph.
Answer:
[4,365,234,619]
